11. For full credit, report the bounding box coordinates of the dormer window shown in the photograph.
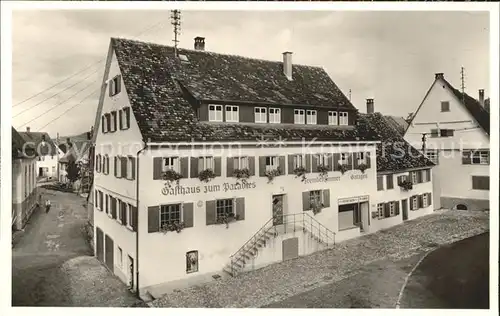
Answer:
[208,105,223,122]
[339,112,348,126]
[255,107,267,123]
[294,109,305,124]
[269,108,281,124]
[225,105,239,123]
[109,75,121,97]
[328,111,338,125]
[306,110,317,125]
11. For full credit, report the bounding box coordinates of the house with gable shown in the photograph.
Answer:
[18,127,62,180]
[90,36,433,297]
[404,73,490,211]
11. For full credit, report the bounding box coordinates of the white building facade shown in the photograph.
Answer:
[404,73,490,211]
[91,37,436,298]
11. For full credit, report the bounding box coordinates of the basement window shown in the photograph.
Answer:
[186,250,199,274]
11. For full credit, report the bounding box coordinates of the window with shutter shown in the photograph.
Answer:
[386,174,394,189]
[377,176,384,191]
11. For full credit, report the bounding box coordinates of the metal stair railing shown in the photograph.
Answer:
[229,212,336,276]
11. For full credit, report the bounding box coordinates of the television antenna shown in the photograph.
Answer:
[171,10,181,57]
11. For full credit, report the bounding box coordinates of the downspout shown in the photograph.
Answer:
[135,141,148,297]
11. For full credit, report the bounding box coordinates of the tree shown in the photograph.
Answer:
[66,159,81,190]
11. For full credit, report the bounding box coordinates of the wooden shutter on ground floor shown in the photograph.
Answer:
[302,191,310,211]
[111,197,117,219]
[131,206,138,232]
[427,193,432,206]
[235,197,245,221]
[190,157,199,178]
[366,152,371,169]
[305,154,312,172]
[259,156,266,177]
[333,153,341,171]
[327,154,334,171]
[395,201,400,215]
[287,155,294,174]
[347,153,353,170]
[418,195,423,209]
[248,156,255,176]
[183,203,194,228]
[227,157,234,177]
[180,157,189,178]
[148,206,160,233]
[311,154,318,172]
[278,156,285,174]
[462,150,471,164]
[353,153,359,169]
[206,200,216,225]
[153,157,163,180]
[322,189,330,208]
[384,203,390,218]
[409,196,414,211]
[214,157,222,176]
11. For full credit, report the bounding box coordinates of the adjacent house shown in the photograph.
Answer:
[12,127,38,231]
[18,127,61,180]
[58,138,91,185]
[404,73,490,211]
[90,37,435,298]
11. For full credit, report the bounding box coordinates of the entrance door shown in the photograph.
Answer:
[128,255,134,290]
[104,234,114,272]
[38,167,43,178]
[282,237,299,261]
[402,199,408,221]
[96,227,104,262]
[272,194,284,226]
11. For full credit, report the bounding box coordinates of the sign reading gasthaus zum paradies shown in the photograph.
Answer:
[161,181,257,196]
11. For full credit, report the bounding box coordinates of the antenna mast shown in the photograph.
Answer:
[460,66,466,104]
[171,10,181,57]
[348,89,352,101]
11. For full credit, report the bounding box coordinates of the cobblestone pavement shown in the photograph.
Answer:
[151,210,489,308]
[12,189,140,306]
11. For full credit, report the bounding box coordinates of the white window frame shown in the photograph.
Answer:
[293,155,305,169]
[422,194,428,208]
[471,150,489,165]
[255,107,267,123]
[377,203,384,218]
[294,109,305,124]
[225,105,239,123]
[269,108,281,124]
[233,156,249,170]
[411,172,417,184]
[306,110,317,125]
[208,104,223,122]
[389,202,395,216]
[412,196,418,210]
[328,111,338,125]
[160,204,182,229]
[163,157,180,173]
[117,247,123,269]
[265,156,279,172]
[199,156,214,171]
[339,112,348,126]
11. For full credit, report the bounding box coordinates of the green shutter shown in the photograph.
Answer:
[248,156,255,176]
[311,154,318,172]
[333,153,341,171]
[322,189,330,208]
[418,195,423,209]
[183,203,194,228]
[227,157,234,177]
[235,197,245,221]
[259,156,266,177]
[302,191,310,211]
[278,156,285,175]
[214,157,222,177]
[384,203,390,218]
[395,201,400,215]
[180,157,189,178]
[288,155,294,174]
[353,153,359,169]
[347,153,353,170]
[366,152,371,169]
[206,200,216,225]
[153,157,163,180]
[190,157,199,178]
[305,154,312,172]
[148,206,160,233]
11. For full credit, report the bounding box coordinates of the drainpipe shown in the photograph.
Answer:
[135,141,148,297]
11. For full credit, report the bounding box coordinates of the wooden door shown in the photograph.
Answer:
[104,234,114,272]
[272,194,284,226]
[96,227,104,262]
[402,199,408,221]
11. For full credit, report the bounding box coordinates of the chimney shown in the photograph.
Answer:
[26,127,30,133]
[283,52,293,81]
[366,99,374,114]
[435,73,444,80]
[478,89,485,106]
[194,37,205,51]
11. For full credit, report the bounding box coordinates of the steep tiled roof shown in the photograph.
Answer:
[362,113,434,173]
[18,131,59,156]
[12,127,36,159]
[441,79,490,135]
[383,115,408,136]
[112,38,361,142]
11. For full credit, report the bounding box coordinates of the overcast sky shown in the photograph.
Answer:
[12,10,489,138]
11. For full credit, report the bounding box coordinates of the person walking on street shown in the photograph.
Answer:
[45,199,51,213]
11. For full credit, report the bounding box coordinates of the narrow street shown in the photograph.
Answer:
[12,189,140,307]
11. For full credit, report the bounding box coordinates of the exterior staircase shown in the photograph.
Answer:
[223,213,336,277]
